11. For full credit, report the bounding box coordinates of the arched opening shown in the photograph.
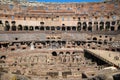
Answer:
[105,21,110,30]
[0,20,2,24]
[11,21,16,24]
[93,37,97,41]
[77,22,81,31]
[77,26,81,31]
[87,44,90,47]
[112,21,116,25]
[118,26,120,30]
[98,41,102,44]
[100,26,104,31]
[59,52,63,55]
[117,48,120,52]
[100,22,104,31]
[88,22,92,26]
[29,26,34,31]
[61,41,66,45]
[112,49,115,51]
[12,25,16,31]
[77,22,81,26]
[72,26,76,31]
[46,26,50,30]
[40,22,44,25]
[72,52,76,54]
[24,26,28,31]
[76,41,81,46]
[67,26,71,31]
[66,52,70,54]
[62,27,66,31]
[83,22,87,31]
[5,21,10,31]
[18,25,22,31]
[88,26,92,31]
[111,26,115,31]
[40,26,44,30]
[78,17,80,21]
[51,26,55,31]
[35,26,39,30]
[0,55,6,59]
[94,22,98,30]
[52,51,57,56]
[104,40,107,45]
[56,26,60,30]
[5,25,10,31]
[62,24,65,26]
[11,21,16,31]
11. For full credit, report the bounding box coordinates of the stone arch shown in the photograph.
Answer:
[40,22,44,25]
[94,22,98,30]
[0,55,6,59]
[56,26,60,30]
[61,41,66,46]
[35,26,39,30]
[51,26,55,31]
[105,21,110,30]
[11,21,16,31]
[72,26,76,31]
[104,40,107,44]
[111,26,115,31]
[5,21,10,31]
[77,22,81,26]
[52,51,57,56]
[40,26,44,30]
[88,26,92,31]
[62,24,65,26]
[100,22,104,30]
[24,26,28,30]
[77,26,81,31]
[11,25,16,31]
[77,22,81,31]
[11,21,16,24]
[46,26,50,30]
[66,51,70,54]
[76,41,81,46]
[67,26,71,31]
[62,27,66,31]
[59,52,63,55]
[83,22,87,31]
[18,24,22,31]
[88,22,92,25]
[72,52,76,54]
[0,20,2,24]
[93,37,97,40]
[29,26,34,31]
[112,21,116,25]
[118,26,120,30]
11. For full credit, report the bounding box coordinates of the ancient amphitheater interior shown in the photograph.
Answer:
[0,0,120,80]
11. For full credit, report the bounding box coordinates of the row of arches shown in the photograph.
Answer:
[77,21,116,26]
[1,20,120,31]
[4,24,120,31]
[51,51,79,56]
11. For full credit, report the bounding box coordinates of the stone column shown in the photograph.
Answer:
[103,22,105,31]
[30,42,34,50]
[59,71,62,79]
